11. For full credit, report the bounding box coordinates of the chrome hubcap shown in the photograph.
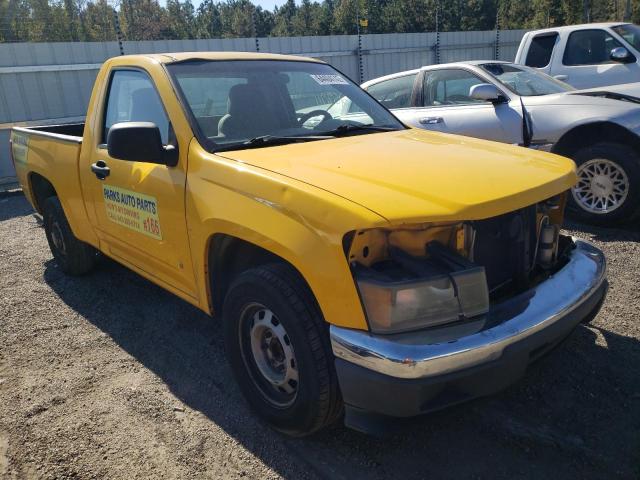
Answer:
[572,159,629,214]
[246,306,298,406]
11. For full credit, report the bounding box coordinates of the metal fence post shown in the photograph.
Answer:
[113,9,124,55]
[252,9,260,52]
[355,2,364,83]
[434,2,441,64]
[494,10,500,60]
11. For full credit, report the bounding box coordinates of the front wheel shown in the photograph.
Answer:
[567,142,640,226]
[223,263,342,436]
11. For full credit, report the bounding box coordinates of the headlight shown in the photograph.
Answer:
[354,241,489,334]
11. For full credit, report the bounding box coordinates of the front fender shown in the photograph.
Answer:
[186,143,388,331]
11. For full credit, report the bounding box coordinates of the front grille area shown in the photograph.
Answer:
[471,205,537,295]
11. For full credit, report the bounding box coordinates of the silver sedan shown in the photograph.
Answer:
[361,61,640,226]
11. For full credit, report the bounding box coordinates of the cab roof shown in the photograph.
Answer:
[526,22,630,35]
[118,51,323,64]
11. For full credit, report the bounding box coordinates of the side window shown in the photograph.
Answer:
[422,69,487,106]
[366,73,418,109]
[103,70,170,144]
[526,33,558,68]
[563,29,625,66]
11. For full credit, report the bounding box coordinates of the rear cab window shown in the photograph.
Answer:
[525,33,558,68]
[563,29,632,66]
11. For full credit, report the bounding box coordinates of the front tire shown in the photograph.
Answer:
[223,263,342,436]
[567,142,640,226]
[42,196,98,275]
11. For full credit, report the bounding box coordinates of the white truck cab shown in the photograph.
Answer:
[515,23,640,90]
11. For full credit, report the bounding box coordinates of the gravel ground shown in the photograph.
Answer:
[0,193,639,480]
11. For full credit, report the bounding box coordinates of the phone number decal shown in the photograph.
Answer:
[102,185,163,240]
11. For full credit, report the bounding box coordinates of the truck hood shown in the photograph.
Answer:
[216,129,576,223]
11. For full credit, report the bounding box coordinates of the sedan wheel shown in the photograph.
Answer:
[572,158,629,215]
[567,142,640,226]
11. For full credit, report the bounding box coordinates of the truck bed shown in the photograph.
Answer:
[14,123,85,143]
[11,123,86,225]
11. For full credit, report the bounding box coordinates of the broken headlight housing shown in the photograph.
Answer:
[347,226,489,334]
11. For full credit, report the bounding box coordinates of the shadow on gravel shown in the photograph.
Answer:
[565,219,640,243]
[42,257,640,480]
[0,194,34,222]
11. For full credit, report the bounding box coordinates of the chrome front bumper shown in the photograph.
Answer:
[331,239,606,380]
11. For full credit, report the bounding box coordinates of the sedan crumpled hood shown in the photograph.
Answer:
[523,89,640,109]
[217,129,577,224]
[577,81,640,99]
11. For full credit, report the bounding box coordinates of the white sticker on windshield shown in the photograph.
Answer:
[310,74,349,85]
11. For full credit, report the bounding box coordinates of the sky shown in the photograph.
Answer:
[253,0,288,9]
[183,0,292,10]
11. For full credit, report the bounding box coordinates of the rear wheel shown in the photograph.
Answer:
[42,196,98,275]
[223,263,342,436]
[567,142,640,226]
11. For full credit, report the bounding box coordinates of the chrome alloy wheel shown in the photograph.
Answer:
[242,304,299,407]
[572,158,630,215]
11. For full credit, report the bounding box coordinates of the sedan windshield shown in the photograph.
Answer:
[480,63,574,96]
[612,24,640,51]
[167,60,404,151]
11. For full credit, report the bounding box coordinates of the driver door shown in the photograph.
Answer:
[81,68,198,299]
[403,68,523,145]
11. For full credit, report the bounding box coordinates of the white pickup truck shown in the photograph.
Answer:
[515,23,640,94]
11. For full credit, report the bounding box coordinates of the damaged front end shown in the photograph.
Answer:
[333,195,607,432]
[344,195,572,334]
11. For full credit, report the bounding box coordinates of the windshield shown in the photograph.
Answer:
[167,60,404,151]
[612,24,640,51]
[480,63,574,96]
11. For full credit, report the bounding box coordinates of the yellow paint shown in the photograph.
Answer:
[13,52,578,332]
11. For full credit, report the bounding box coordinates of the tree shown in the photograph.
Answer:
[194,0,222,37]
[332,0,356,34]
[82,0,116,40]
[166,0,196,39]
[272,0,297,36]
[2,0,638,43]
[120,0,171,40]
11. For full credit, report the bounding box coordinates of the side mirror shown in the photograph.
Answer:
[469,83,505,103]
[610,47,632,63]
[107,122,178,166]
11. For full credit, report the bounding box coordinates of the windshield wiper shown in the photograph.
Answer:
[322,124,399,137]
[242,134,332,148]
[215,134,333,152]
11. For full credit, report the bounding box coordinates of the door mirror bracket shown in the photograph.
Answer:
[107,122,178,166]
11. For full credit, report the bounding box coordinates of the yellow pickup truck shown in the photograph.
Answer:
[10,52,607,436]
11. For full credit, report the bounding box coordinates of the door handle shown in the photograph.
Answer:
[419,116,443,125]
[554,74,569,81]
[91,160,110,180]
